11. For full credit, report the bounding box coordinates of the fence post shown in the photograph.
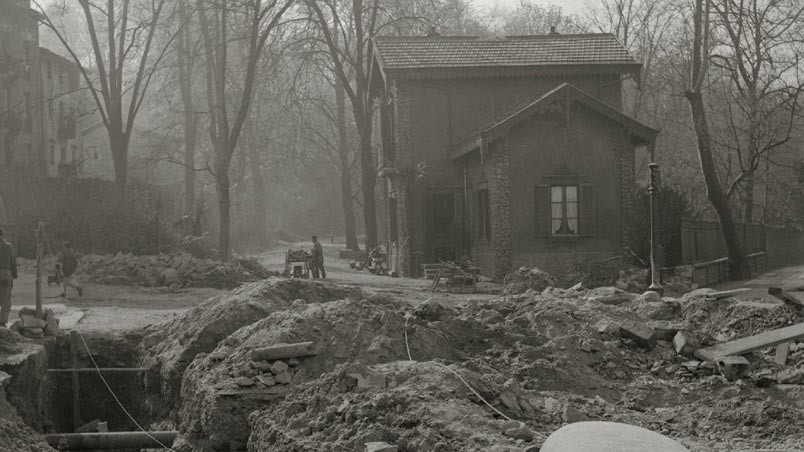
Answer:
[648,163,663,294]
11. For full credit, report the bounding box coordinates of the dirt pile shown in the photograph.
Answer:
[139,278,361,420]
[502,267,556,295]
[0,381,53,452]
[76,252,275,289]
[249,361,547,452]
[177,296,476,450]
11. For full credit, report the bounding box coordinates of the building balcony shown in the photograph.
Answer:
[58,117,77,140]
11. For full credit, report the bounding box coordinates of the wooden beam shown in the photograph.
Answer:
[251,342,316,362]
[48,368,149,374]
[705,288,750,300]
[769,287,804,307]
[44,431,177,450]
[695,321,804,361]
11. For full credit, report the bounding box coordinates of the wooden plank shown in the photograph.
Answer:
[769,287,804,307]
[695,321,804,361]
[705,288,750,300]
[775,342,790,366]
[48,368,148,374]
[251,342,316,361]
[44,431,177,450]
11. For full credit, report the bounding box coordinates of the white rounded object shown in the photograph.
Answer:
[541,421,690,452]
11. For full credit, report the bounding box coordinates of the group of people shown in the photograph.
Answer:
[0,227,83,328]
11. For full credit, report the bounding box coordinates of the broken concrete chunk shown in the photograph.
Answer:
[275,371,292,385]
[777,368,804,384]
[774,342,790,366]
[270,360,289,375]
[236,377,255,387]
[650,321,685,341]
[673,331,700,356]
[504,422,535,441]
[562,404,590,424]
[365,442,398,452]
[414,298,453,321]
[715,355,750,381]
[256,375,276,386]
[620,321,657,350]
[596,320,620,336]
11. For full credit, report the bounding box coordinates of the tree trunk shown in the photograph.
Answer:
[109,128,128,197]
[246,121,267,246]
[336,76,359,250]
[743,175,754,223]
[358,126,377,252]
[216,163,232,261]
[686,90,750,279]
[183,119,197,222]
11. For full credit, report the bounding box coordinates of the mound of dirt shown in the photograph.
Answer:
[249,360,549,452]
[502,267,556,295]
[178,296,475,450]
[76,252,276,289]
[139,278,361,420]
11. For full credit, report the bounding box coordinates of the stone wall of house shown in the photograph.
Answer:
[488,140,512,280]
[390,81,416,277]
[618,135,637,263]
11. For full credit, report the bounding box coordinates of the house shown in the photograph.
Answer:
[39,46,84,178]
[0,0,42,174]
[371,33,659,279]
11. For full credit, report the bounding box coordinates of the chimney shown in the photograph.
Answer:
[427,25,441,37]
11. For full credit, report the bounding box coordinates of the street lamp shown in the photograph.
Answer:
[648,163,663,294]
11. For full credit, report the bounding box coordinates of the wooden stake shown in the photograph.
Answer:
[70,330,81,431]
[35,221,44,319]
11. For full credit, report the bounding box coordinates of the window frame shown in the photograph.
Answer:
[550,184,580,237]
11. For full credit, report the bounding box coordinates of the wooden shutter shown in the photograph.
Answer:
[534,185,550,237]
[580,184,596,236]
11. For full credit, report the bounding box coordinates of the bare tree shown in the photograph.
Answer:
[709,0,804,222]
[35,0,175,195]
[685,0,751,278]
[306,0,381,253]
[176,0,200,221]
[196,0,294,261]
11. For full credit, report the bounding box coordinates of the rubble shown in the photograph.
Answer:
[502,267,556,295]
[124,278,804,451]
[75,252,277,289]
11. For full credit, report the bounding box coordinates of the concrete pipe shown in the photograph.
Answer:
[44,431,177,450]
[540,421,689,452]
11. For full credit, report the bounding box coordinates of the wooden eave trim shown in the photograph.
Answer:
[384,63,641,81]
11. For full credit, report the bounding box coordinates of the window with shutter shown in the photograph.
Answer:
[580,184,596,236]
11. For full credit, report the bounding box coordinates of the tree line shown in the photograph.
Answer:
[32,0,804,275]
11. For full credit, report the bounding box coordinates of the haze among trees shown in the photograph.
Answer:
[32,0,804,270]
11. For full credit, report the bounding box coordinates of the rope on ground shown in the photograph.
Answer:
[76,330,178,452]
[403,313,548,440]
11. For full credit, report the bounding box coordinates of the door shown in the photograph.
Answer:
[425,191,462,263]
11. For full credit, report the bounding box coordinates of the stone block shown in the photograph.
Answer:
[673,331,700,356]
[715,355,750,381]
[620,321,657,350]
[270,360,289,375]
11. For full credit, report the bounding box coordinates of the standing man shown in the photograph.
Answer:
[57,242,83,298]
[0,228,17,327]
[311,235,326,279]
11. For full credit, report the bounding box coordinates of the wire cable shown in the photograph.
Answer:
[76,330,178,452]
[402,313,548,440]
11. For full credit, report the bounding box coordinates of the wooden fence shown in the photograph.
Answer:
[677,219,803,285]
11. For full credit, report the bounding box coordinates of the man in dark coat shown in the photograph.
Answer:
[0,228,17,327]
[311,235,326,279]
[57,242,83,298]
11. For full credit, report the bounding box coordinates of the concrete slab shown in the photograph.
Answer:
[541,421,689,452]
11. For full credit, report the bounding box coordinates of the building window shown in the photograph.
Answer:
[60,146,66,165]
[551,185,579,235]
[476,189,490,242]
[49,142,55,165]
[71,145,77,163]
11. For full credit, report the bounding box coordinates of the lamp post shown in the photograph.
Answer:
[648,163,663,294]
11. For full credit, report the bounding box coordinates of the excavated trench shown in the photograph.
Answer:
[0,329,159,451]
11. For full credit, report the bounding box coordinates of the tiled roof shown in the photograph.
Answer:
[374,34,638,71]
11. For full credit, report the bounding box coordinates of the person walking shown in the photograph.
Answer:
[57,242,83,298]
[311,235,326,279]
[0,228,17,328]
